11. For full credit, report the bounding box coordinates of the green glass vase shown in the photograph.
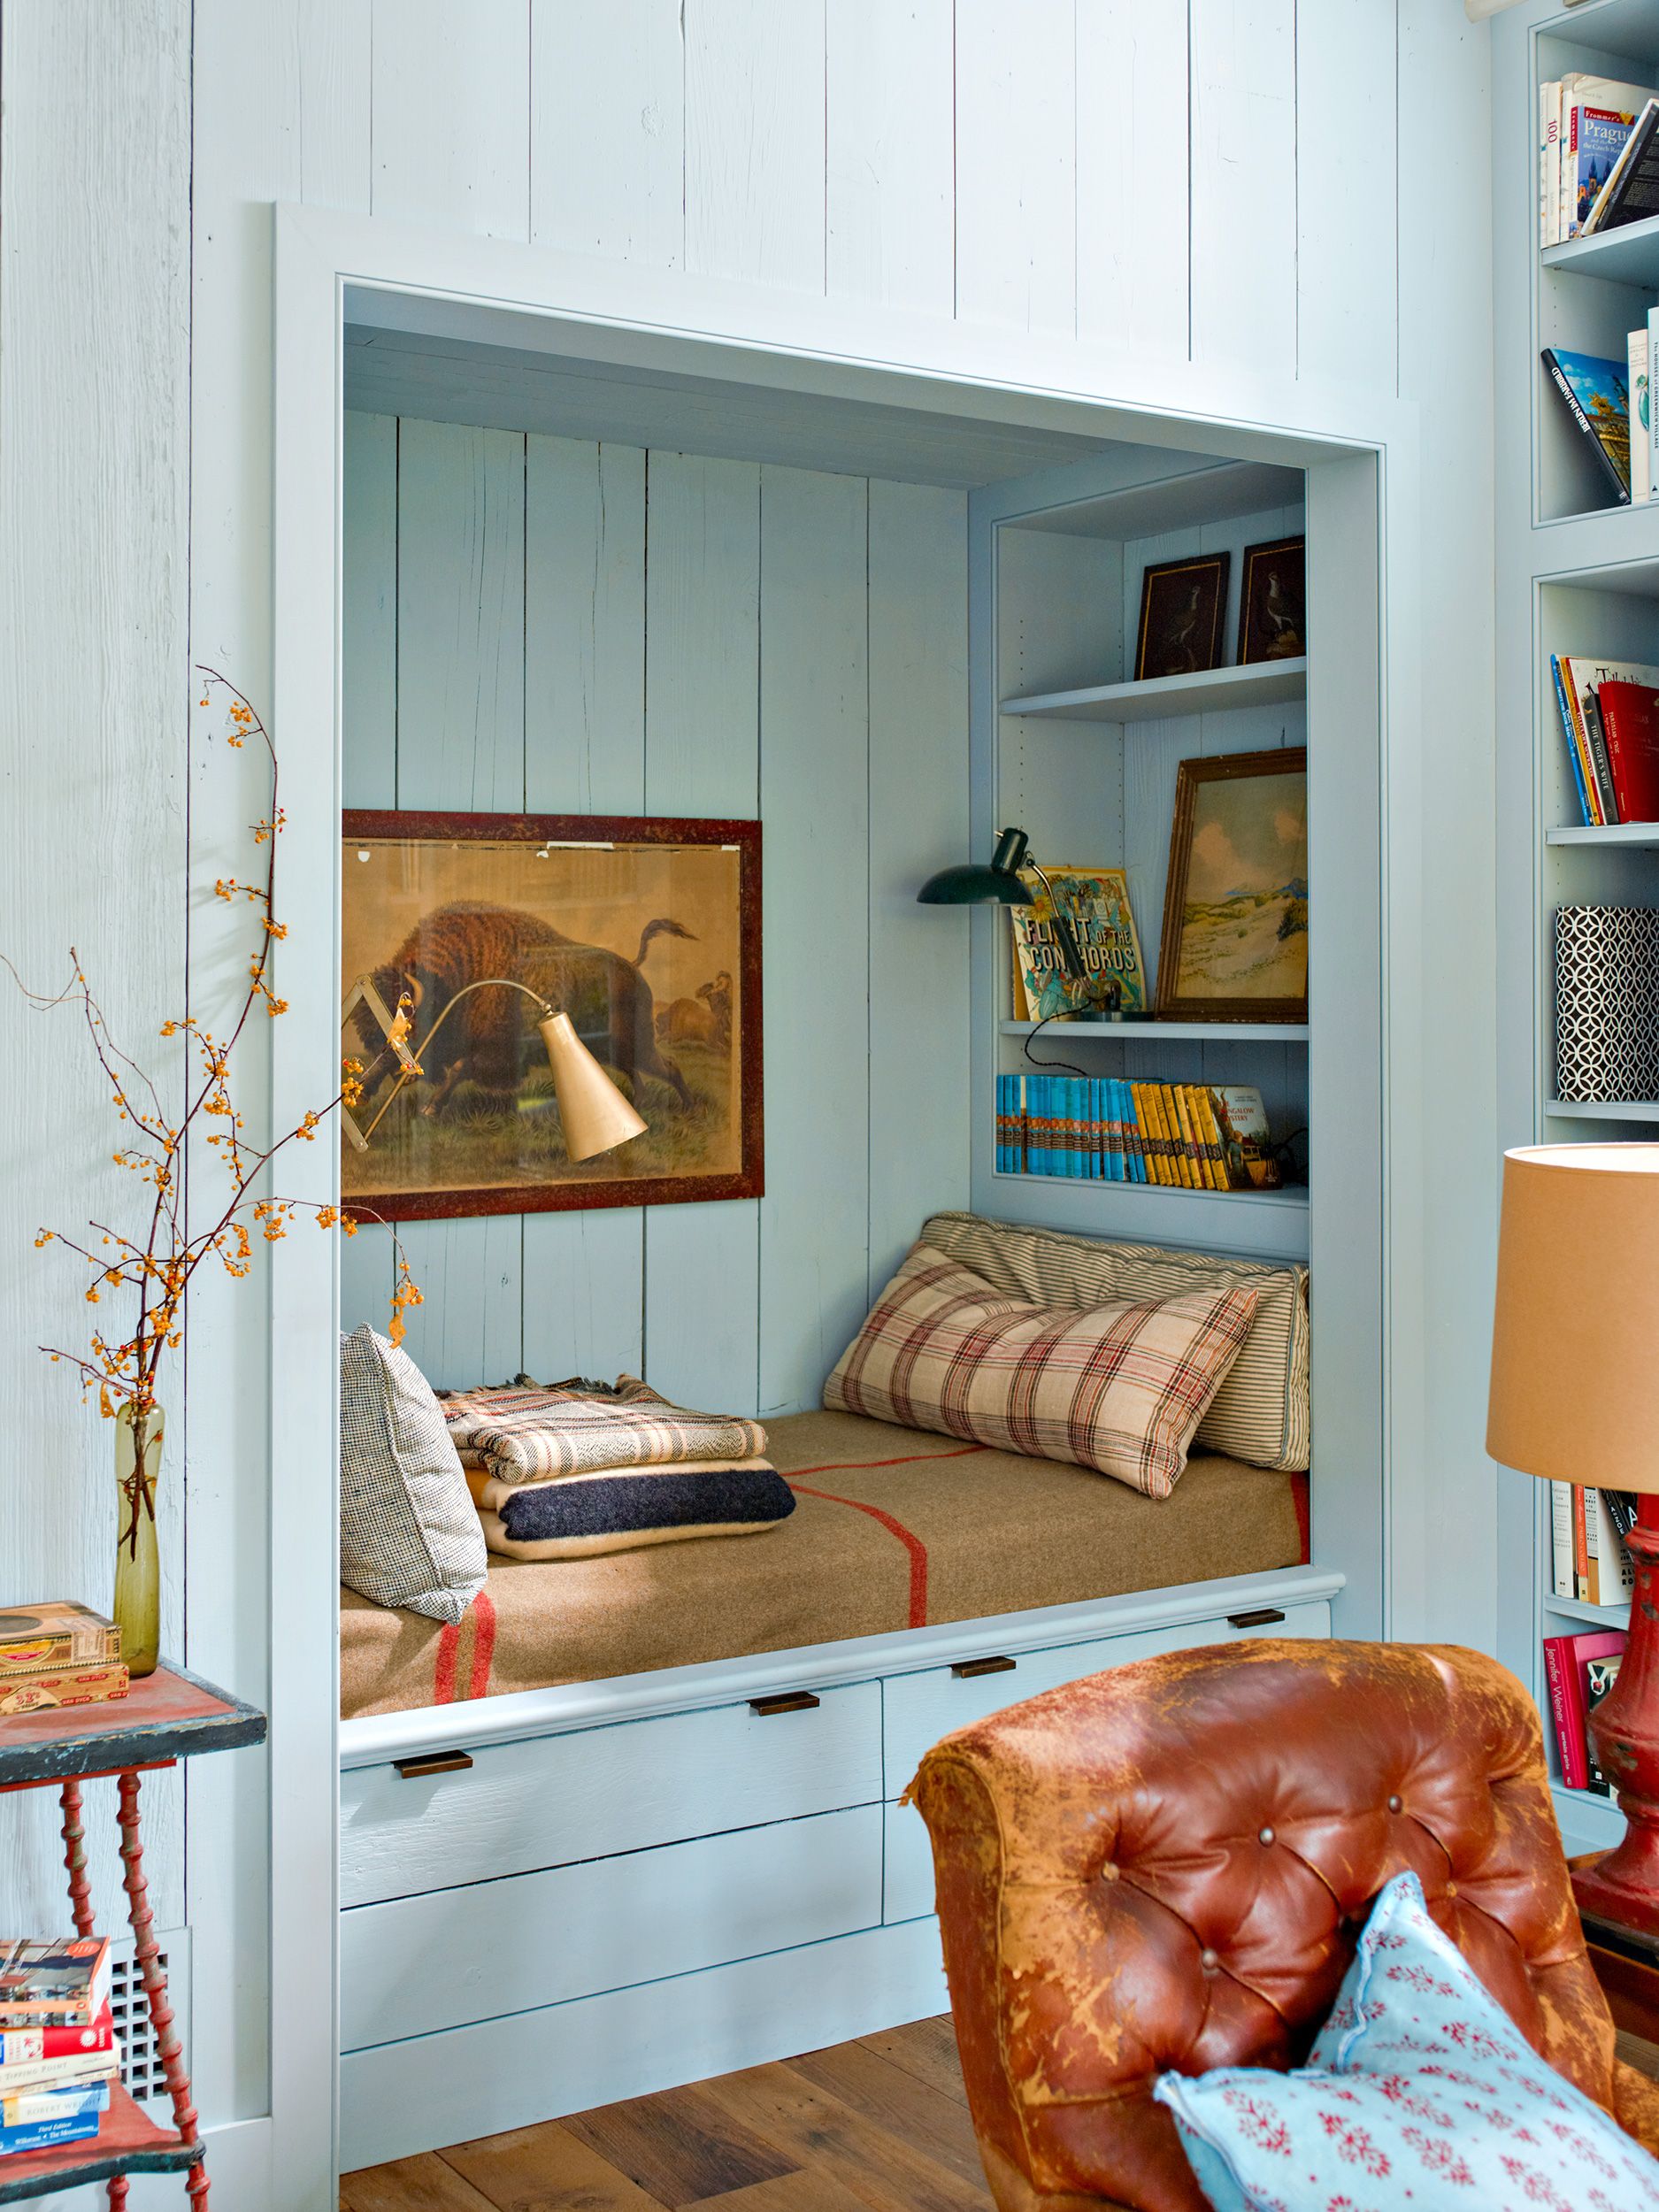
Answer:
[113,1401,163,1678]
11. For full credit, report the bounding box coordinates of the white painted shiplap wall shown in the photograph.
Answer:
[337,414,971,1412]
[0,0,1498,2185]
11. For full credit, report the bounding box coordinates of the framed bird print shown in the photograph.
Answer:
[340,811,764,1220]
[1133,552,1231,681]
[1238,535,1306,664]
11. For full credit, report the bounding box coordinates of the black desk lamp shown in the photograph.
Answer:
[918,826,1122,1018]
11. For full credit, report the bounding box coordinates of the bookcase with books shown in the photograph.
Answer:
[1494,0,1659,1858]
[971,457,1314,1267]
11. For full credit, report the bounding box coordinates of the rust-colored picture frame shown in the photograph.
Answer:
[341,810,763,1222]
[1133,551,1232,681]
[1156,749,1308,1023]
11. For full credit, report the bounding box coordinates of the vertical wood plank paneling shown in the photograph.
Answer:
[396,420,527,811]
[395,418,528,1382]
[758,467,871,1413]
[642,454,764,1411]
[868,483,972,1292]
[370,0,532,240]
[954,0,1076,334]
[341,410,401,1333]
[0,0,190,1941]
[188,0,373,2141]
[684,0,826,289]
[521,435,648,1384]
[826,0,955,315]
[1075,2,1191,358]
[528,0,685,267]
[1189,0,1299,381]
[1294,4,1397,389]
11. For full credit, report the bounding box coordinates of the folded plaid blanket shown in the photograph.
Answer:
[441,1375,768,1487]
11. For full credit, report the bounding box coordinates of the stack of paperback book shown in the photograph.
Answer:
[995,1075,1282,1191]
[1550,653,1659,823]
[1540,72,1659,245]
[0,1939,119,2156]
[1549,1481,1636,1609]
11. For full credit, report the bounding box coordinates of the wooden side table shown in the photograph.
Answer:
[0,1663,265,2207]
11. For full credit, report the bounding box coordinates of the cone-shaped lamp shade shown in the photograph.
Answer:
[918,826,1035,906]
[1487,1142,1659,1491]
[537,1012,647,1163]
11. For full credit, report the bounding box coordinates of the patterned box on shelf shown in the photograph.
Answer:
[1554,905,1659,1102]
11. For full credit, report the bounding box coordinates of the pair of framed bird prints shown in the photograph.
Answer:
[1132,534,1305,682]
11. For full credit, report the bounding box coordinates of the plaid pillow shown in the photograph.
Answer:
[825,1243,1259,1498]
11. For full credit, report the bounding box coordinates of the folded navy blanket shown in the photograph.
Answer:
[483,1459,796,1561]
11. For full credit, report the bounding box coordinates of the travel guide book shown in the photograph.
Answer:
[1542,348,1632,503]
[0,1940,111,2030]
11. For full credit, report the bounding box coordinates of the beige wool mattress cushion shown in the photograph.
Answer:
[339,1406,1306,1720]
[920,1210,1310,1471]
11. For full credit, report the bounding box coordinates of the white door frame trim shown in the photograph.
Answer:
[268,200,1420,2201]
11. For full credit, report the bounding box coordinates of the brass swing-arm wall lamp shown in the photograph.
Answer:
[917,826,1122,1018]
[341,976,648,1163]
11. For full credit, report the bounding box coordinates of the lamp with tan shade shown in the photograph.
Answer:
[1488,1142,1659,1942]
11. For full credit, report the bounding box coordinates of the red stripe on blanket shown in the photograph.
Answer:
[787,1481,933,1630]
[468,1589,497,1699]
[787,1445,987,1479]
[433,1618,461,1705]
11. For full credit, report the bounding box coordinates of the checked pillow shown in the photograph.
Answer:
[824,1241,1256,1498]
[1155,1869,1659,2211]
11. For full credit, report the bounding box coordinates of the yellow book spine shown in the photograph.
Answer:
[1173,1087,1204,1187]
[1133,1083,1167,1184]
[1190,1087,1225,1190]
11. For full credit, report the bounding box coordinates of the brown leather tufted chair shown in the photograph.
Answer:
[909,1639,1659,2212]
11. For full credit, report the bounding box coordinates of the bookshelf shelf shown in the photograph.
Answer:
[1548,1593,1634,1631]
[1547,1096,1659,1121]
[1000,1018,1310,1043]
[1000,657,1306,724]
[1542,211,1659,290]
[1546,823,1659,845]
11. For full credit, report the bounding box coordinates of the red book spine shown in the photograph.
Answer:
[0,2002,114,2065]
[1543,1636,1588,1790]
[1598,680,1659,822]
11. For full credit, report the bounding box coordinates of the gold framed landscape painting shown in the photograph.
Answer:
[1156,749,1308,1023]
[340,811,763,1220]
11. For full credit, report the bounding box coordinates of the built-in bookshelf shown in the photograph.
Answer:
[1496,0,1659,1854]
[971,454,1311,1261]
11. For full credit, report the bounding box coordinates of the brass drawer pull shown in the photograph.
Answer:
[951,1655,1017,1679]
[749,1691,822,1717]
[1227,1608,1286,1629]
[394,1751,474,1779]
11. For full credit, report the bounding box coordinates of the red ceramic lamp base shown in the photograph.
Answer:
[1574,1493,1659,1944]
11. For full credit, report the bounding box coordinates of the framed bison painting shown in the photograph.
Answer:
[340,812,763,1220]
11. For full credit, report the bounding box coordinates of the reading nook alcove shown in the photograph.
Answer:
[265,215,1394,2176]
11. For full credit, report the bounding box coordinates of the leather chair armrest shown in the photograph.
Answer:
[1614,2056,1659,2155]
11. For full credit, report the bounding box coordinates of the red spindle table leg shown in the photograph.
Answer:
[117,1769,206,2209]
[59,1778,96,1939]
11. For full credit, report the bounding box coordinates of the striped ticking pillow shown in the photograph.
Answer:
[482,1461,796,1561]
[825,1244,1259,1499]
[922,1210,1309,1471]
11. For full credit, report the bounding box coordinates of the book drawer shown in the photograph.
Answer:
[341,1803,884,2050]
[881,1598,1332,1797]
[341,1679,883,1908]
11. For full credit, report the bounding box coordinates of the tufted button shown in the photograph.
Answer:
[1388,1794,1402,1814]
[1258,1825,1275,1846]
[1200,1948,1220,1974]
[1446,1880,1457,1898]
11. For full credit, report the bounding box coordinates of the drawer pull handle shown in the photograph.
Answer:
[951,1655,1017,1679]
[1227,1608,1286,1630]
[749,1691,822,1717]
[394,1752,474,1779]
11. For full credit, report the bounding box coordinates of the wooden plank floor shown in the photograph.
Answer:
[339,2015,994,2212]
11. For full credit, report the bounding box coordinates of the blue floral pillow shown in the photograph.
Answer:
[1154,1870,1659,2212]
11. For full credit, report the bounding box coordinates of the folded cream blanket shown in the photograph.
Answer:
[442,1375,768,1487]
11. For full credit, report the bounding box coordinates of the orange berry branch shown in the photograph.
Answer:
[9,670,422,1450]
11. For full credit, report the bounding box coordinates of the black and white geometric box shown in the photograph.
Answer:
[1555,905,1659,1102]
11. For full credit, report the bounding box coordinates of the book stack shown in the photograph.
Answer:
[1540,73,1659,245]
[995,1076,1283,1192]
[1549,1481,1637,1609]
[1550,655,1659,825]
[0,1939,119,2156]
[0,1604,126,1718]
[1544,1627,1628,1795]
